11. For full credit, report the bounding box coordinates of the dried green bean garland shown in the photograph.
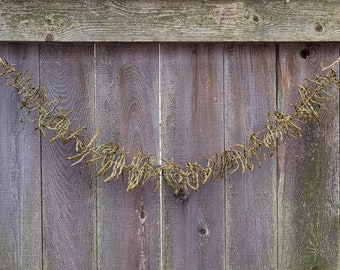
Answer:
[1,57,339,199]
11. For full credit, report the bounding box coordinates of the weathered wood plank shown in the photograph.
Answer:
[277,43,339,270]
[0,0,339,42]
[40,44,96,269]
[0,44,42,269]
[161,44,225,270]
[96,43,160,270]
[223,44,277,269]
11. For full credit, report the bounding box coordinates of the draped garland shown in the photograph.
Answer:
[1,57,339,199]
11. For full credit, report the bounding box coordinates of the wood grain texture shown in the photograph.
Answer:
[0,41,339,270]
[96,43,160,270]
[0,44,42,270]
[40,44,96,269]
[161,44,225,270]
[277,43,339,270]
[223,44,277,269]
[0,0,339,42]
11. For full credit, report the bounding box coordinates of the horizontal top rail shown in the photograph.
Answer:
[0,0,339,42]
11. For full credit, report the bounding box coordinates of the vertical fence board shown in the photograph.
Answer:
[278,43,339,270]
[96,43,160,270]
[161,44,225,270]
[0,44,41,270]
[40,44,96,269]
[223,44,277,269]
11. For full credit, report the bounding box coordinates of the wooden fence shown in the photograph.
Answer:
[0,42,338,270]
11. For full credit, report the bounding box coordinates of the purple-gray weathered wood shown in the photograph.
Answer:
[96,43,160,270]
[278,43,339,270]
[0,44,42,269]
[40,44,97,269]
[0,42,339,270]
[0,44,42,270]
[161,44,225,270]
[223,44,277,269]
